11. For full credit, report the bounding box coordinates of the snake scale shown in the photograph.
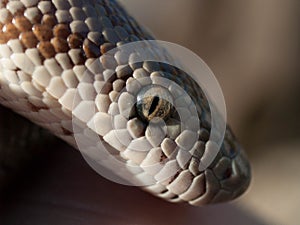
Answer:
[0,0,251,205]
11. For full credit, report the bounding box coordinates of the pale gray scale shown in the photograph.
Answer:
[128,53,143,70]
[113,114,127,129]
[0,9,10,23]
[52,0,71,10]
[100,16,114,29]
[112,79,125,92]
[7,1,25,15]
[176,130,198,151]
[86,58,105,75]
[115,49,130,65]
[208,149,225,170]
[95,5,107,16]
[126,78,142,96]
[38,1,53,14]
[167,170,193,195]
[114,26,129,40]
[127,118,145,139]
[22,0,40,8]
[70,20,89,35]
[166,118,181,140]
[161,138,177,158]
[86,17,103,32]
[143,61,161,73]
[109,90,119,102]
[108,102,120,116]
[116,40,129,47]
[116,65,133,79]
[87,32,104,46]
[145,122,166,147]
[102,69,116,82]
[83,4,98,18]
[56,10,73,23]
[70,7,87,21]
[69,0,84,8]
[103,28,121,44]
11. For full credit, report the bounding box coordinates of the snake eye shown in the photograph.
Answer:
[136,85,173,122]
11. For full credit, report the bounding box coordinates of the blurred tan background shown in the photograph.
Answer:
[120,1,300,224]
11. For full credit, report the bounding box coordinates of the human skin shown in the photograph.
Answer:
[0,142,266,225]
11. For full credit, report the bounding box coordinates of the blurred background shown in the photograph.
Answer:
[120,0,300,224]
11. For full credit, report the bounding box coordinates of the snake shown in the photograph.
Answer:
[0,0,251,206]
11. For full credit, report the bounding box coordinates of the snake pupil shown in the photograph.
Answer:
[149,96,160,116]
[136,85,173,122]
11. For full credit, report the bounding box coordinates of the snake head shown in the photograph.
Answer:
[77,49,251,205]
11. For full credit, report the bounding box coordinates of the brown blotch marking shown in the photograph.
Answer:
[51,37,69,53]
[100,42,115,54]
[20,31,38,48]
[33,24,53,41]
[13,16,32,32]
[75,50,86,65]
[68,33,83,48]
[83,39,100,58]
[42,14,57,28]
[0,32,8,44]
[53,24,70,39]
[38,41,56,58]
[0,0,9,7]
[29,10,43,24]
[12,5,26,17]
[3,23,20,40]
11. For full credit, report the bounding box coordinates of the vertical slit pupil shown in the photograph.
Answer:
[149,96,160,115]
